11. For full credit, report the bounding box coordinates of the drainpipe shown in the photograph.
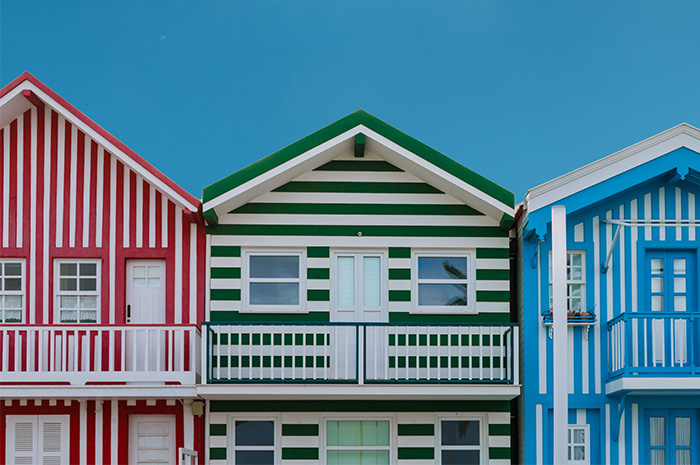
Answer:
[552,205,568,465]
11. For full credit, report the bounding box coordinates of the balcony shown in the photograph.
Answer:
[200,322,519,400]
[0,325,201,396]
[607,313,700,394]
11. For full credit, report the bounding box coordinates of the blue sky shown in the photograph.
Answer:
[4,1,700,201]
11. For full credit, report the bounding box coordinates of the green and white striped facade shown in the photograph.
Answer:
[201,111,518,464]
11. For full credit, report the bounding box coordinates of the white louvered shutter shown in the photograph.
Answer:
[6,416,37,465]
[39,416,69,465]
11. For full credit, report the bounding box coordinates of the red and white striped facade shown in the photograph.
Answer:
[0,73,205,464]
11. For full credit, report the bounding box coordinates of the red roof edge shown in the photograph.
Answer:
[0,71,201,211]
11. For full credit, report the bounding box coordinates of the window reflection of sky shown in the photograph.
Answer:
[418,257,467,279]
[250,283,299,305]
[418,284,467,306]
[250,256,299,278]
[235,420,274,446]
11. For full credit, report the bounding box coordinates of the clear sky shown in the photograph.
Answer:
[3,1,700,202]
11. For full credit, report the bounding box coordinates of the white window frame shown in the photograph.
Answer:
[241,249,307,313]
[568,424,590,465]
[549,250,586,313]
[321,414,395,465]
[6,414,70,464]
[228,415,280,465]
[411,250,476,314]
[436,414,486,465]
[0,259,25,323]
[54,259,101,324]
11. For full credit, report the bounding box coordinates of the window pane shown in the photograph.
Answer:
[652,296,664,312]
[441,420,479,446]
[650,449,666,465]
[235,451,274,465]
[573,428,585,443]
[571,253,582,267]
[5,295,22,308]
[250,256,299,278]
[80,310,97,323]
[60,310,78,323]
[441,450,480,465]
[60,263,77,276]
[677,450,691,465]
[134,278,146,288]
[80,296,98,309]
[652,277,663,293]
[326,421,389,447]
[134,266,146,278]
[147,266,161,277]
[4,278,21,291]
[363,257,381,306]
[337,257,354,306]
[4,263,21,276]
[235,421,274,446]
[4,310,21,322]
[418,257,467,280]
[79,263,97,276]
[418,284,467,306]
[650,417,665,446]
[60,278,77,291]
[79,278,97,291]
[574,446,586,460]
[674,277,686,293]
[676,417,691,447]
[674,258,686,274]
[148,278,160,288]
[250,283,299,305]
[651,259,664,274]
[675,296,687,312]
[60,296,78,309]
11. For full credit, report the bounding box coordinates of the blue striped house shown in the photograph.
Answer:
[199,110,519,465]
[517,123,700,464]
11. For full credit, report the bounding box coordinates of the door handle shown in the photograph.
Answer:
[126,304,131,323]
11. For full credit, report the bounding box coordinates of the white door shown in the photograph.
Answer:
[129,415,176,465]
[6,415,70,465]
[126,260,166,372]
[332,252,387,380]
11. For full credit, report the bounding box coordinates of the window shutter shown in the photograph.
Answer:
[7,416,37,464]
[39,416,70,465]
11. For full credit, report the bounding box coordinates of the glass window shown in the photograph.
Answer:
[549,251,586,313]
[647,251,695,313]
[567,425,589,464]
[0,261,24,323]
[326,420,391,465]
[56,260,100,323]
[244,252,303,310]
[231,420,275,465]
[414,253,474,312]
[439,419,482,465]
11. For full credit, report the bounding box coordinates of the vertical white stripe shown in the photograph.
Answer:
[189,223,197,325]
[606,210,613,321]
[2,124,9,247]
[79,400,87,465]
[631,199,639,368]
[68,124,77,248]
[183,402,194,450]
[593,216,601,394]
[605,403,611,465]
[619,205,625,313]
[82,137,91,247]
[205,234,211,322]
[42,110,51,323]
[535,404,543,465]
[690,193,696,241]
[568,327,574,394]
[123,167,130,248]
[55,116,65,248]
[581,324,589,394]
[659,187,665,241]
[631,403,639,465]
[149,185,156,248]
[29,109,37,324]
[676,187,682,240]
[16,116,23,248]
[538,240,547,394]
[111,400,118,465]
[95,147,104,248]
[161,195,168,247]
[95,401,103,464]
[109,156,117,324]
[644,193,652,240]
[576,409,586,425]
[619,406,625,465]
[135,176,143,248]
[175,208,183,324]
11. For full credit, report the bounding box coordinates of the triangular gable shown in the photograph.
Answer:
[202,110,514,225]
[0,72,200,213]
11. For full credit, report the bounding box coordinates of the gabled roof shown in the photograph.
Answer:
[203,110,514,225]
[525,123,700,214]
[0,72,200,212]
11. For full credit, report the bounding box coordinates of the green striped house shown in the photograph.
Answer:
[200,110,519,465]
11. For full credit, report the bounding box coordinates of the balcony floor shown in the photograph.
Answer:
[607,376,700,395]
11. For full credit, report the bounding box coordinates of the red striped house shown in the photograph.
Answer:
[0,72,205,464]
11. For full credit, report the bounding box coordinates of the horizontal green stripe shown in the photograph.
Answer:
[209,448,226,460]
[211,267,240,279]
[211,245,241,257]
[282,448,319,460]
[489,447,511,459]
[209,424,226,436]
[273,181,443,194]
[308,289,330,301]
[476,269,509,281]
[230,203,482,216]
[398,424,434,436]
[398,447,434,460]
[210,400,511,412]
[209,311,330,322]
[282,424,319,436]
[389,268,411,280]
[314,160,403,172]
[389,312,510,323]
[476,290,510,302]
[307,246,330,258]
[389,290,411,302]
[209,225,505,237]
[489,423,510,436]
[307,268,330,279]
[389,247,411,258]
[476,248,509,259]
[210,289,241,301]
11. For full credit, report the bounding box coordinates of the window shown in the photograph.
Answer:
[568,424,589,464]
[0,260,24,323]
[413,252,475,313]
[229,419,276,464]
[6,415,70,464]
[325,420,391,465]
[55,260,100,323]
[549,251,586,312]
[242,250,305,312]
[647,250,695,313]
[438,418,483,465]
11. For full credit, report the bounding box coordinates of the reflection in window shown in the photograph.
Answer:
[232,420,275,465]
[416,256,470,309]
[440,419,481,465]
[247,254,301,307]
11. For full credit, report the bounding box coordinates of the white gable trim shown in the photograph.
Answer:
[526,123,700,213]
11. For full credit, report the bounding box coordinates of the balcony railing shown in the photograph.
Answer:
[0,325,201,385]
[204,323,518,385]
[608,313,700,379]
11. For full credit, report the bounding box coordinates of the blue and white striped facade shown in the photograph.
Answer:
[518,124,700,464]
